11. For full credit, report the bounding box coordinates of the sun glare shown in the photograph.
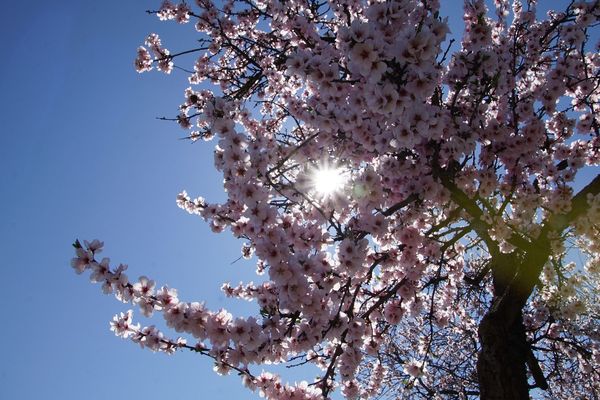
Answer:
[313,166,346,196]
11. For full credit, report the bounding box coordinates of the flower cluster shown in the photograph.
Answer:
[135,33,173,74]
[75,0,600,398]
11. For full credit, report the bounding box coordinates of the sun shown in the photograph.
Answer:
[312,165,347,196]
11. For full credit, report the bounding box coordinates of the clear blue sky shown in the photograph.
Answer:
[0,1,590,400]
[0,2,255,398]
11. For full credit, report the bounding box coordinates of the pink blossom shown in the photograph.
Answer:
[72,1,600,398]
[110,310,138,338]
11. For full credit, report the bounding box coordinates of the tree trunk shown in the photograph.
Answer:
[477,307,530,400]
[477,252,531,400]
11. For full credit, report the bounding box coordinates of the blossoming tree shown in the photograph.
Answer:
[72,0,600,399]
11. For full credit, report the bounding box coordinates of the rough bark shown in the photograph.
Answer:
[476,252,530,400]
[476,174,600,399]
[477,304,530,400]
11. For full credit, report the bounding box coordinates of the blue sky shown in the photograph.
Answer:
[0,2,252,398]
[0,1,592,399]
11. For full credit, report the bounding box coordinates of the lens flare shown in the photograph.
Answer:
[312,166,346,196]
